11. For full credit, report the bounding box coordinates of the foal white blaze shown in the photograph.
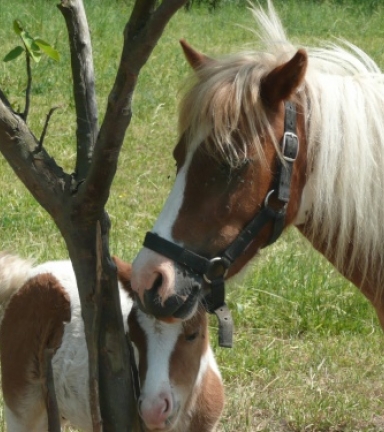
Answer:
[135,313,182,428]
[0,253,223,432]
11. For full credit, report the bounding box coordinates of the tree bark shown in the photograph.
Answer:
[0,0,187,431]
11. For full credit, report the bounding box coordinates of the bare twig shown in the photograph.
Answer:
[58,0,99,181]
[38,106,61,151]
[23,52,32,121]
[44,348,61,432]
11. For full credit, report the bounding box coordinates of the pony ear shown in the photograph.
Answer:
[180,39,212,70]
[260,49,308,106]
[113,256,132,295]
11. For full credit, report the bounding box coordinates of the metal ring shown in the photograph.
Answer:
[264,189,275,208]
[203,257,229,284]
[264,189,288,212]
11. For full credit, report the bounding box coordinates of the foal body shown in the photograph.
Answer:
[0,253,223,432]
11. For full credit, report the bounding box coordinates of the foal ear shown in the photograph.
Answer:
[260,49,308,107]
[180,39,212,70]
[113,256,132,294]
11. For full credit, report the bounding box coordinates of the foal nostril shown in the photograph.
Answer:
[138,392,175,428]
[162,395,171,415]
[137,396,143,415]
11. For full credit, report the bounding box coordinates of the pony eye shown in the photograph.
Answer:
[219,162,232,176]
[185,331,199,342]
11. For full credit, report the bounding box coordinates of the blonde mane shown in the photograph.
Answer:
[179,1,384,283]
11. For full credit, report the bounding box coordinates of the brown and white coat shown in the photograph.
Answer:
[0,253,224,432]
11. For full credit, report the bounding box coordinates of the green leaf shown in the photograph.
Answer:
[34,38,60,62]
[13,20,23,36]
[3,45,24,62]
[21,33,41,63]
[29,49,42,63]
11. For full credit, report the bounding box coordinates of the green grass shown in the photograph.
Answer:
[1,0,384,431]
[214,230,384,431]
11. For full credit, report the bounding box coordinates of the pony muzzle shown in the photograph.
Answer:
[135,263,203,320]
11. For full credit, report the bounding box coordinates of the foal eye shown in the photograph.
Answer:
[185,331,199,342]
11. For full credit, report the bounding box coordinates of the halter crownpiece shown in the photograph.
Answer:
[143,101,299,348]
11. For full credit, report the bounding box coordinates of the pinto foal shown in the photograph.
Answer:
[0,253,223,432]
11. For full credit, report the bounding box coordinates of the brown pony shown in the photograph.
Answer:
[131,1,384,334]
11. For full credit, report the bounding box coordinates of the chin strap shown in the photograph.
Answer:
[203,281,233,348]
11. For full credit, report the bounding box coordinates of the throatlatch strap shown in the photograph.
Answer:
[222,206,285,265]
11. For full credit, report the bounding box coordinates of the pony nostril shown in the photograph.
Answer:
[152,273,163,292]
[136,264,202,319]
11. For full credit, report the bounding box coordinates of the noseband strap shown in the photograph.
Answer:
[144,204,285,288]
[143,101,299,348]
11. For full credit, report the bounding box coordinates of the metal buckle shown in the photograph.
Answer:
[203,257,229,284]
[281,131,299,163]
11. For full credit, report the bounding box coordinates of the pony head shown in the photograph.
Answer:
[131,25,308,321]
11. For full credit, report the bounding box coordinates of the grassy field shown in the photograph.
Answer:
[1,0,384,431]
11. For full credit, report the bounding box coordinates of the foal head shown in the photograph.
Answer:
[115,257,224,432]
[131,26,308,320]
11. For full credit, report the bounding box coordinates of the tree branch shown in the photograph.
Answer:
[58,0,99,182]
[126,0,157,40]
[79,0,187,218]
[0,99,71,220]
[143,0,189,49]
[39,106,61,151]
[22,52,32,121]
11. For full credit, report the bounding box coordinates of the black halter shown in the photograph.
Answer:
[143,101,299,348]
